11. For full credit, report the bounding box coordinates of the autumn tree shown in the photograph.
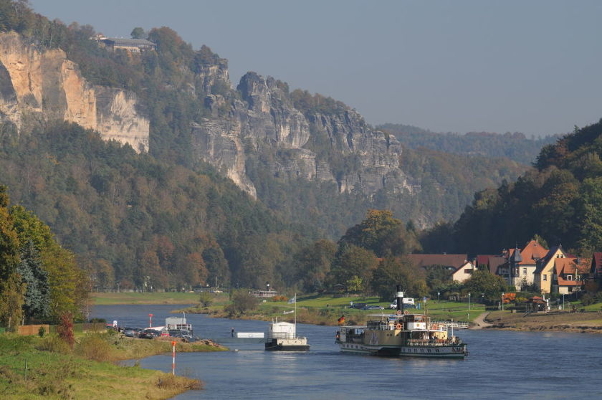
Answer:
[462,270,508,302]
[329,244,378,293]
[290,239,336,293]
[371,256,428,300]
[339,209,420,257]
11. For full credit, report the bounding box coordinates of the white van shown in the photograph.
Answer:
[389,298,415,309]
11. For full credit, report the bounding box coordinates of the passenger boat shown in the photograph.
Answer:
[335,286,468,358]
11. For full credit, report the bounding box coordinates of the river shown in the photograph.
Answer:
[92,304,602,400]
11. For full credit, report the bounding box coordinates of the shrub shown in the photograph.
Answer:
[75,334,113,362]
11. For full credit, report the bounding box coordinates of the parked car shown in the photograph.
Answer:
[362,305,384,310]
[389,298,416,309]
[139,329,161,339]
[123,327,138,337]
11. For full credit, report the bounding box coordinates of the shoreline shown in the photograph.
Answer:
[470,310,602,334]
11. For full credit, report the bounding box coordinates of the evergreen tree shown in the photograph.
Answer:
[17,240,50,323]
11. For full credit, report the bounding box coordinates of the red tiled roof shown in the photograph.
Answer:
[517,240,548,264]
[406,254,467,270]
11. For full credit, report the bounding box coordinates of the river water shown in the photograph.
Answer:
[92,304,602,400]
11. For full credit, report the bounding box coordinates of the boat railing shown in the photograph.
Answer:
[406,338,463,346]
[431,320,469,329]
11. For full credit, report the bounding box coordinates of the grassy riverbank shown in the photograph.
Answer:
[0,328,226,400]
[92,291,200,305]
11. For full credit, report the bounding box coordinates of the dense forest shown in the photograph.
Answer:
[380,123,558,165]
[449,120,602,256]
[2,0,600,308]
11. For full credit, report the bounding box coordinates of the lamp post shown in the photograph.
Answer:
[501,292,504,311]
[562,294,565,310]
[437,291,440,302]
[468,293,471,311]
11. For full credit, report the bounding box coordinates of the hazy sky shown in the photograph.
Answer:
[28,0,602,137]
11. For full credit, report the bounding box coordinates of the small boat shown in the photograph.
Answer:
[264,320,310,351]
[264,294,310,351]
[335,286,468,358]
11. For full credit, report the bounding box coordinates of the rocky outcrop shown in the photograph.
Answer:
[192,68,411,198]
[0,32,148,152]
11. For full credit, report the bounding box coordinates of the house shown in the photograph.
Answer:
[554,257,589,295]
[475,254,506,275]
[98,37,156,53]
[533,245,567,294]
[452,261,476,283]
[500,240,548,290]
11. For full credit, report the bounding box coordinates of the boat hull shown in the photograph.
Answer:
[265,338,310,351]
[337,341,467,358]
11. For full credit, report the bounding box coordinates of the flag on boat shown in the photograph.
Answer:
[288,296,296,304]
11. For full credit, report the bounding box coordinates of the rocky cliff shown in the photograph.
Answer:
[0,32,149,152]
[192,66,411,199]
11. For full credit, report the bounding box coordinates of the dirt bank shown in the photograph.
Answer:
[480,310,602,334]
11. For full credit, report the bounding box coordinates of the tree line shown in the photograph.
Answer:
[0,186,87,330]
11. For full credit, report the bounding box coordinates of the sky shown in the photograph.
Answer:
[28,0,602,137]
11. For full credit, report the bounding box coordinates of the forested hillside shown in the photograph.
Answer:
[380,123,558,165]
[447,120,602,256]
[0,0,565,296]
[0,121,315,292]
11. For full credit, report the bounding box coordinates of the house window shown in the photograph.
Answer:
[523,268,527,275]
[566,275,572,280]
[543,274,547,281]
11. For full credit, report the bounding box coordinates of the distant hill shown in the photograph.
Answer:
[379,123,559,165]
[447,119,602,255]
[0,0,575,292]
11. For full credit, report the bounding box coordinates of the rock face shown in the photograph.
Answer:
[0,32,148,152]
[192,66,410,199]
[0,31,409,202]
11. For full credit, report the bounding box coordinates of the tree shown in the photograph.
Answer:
[0,186,20,282]
[371,256,428,300]
[329,244,377,292]
[225,289,259,316]
[198,291,213,308]
[462,270,508,302]
[0,272,25,332]
[17,240,50,323]
[131,27,146,39]
[290,239,336,292]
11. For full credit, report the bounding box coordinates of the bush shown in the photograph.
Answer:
[75,334,113,362]
[36,335,72,354]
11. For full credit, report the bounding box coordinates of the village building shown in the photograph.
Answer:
[451,261,476,283]
[97,36,156,52]
[533,245,567,294]
[553,257,589,295]
[500,240,548,290]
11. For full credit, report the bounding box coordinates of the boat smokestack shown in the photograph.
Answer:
[396,285,404,314]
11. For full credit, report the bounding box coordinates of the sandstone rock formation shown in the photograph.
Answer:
[0,32,148,152]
